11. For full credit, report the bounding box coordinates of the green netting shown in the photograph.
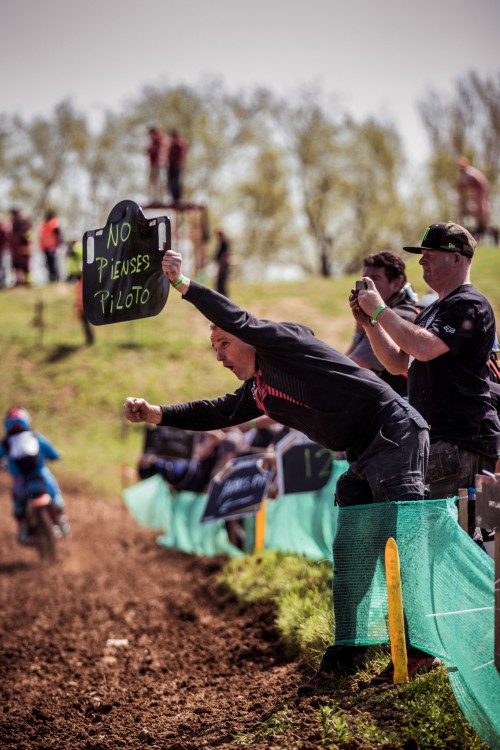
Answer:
[122,474,172,531]
[156,490,244,558]
[332,498,499,750]
[247,458,344,559]
[122,465,500,748]
[122,477,243,558]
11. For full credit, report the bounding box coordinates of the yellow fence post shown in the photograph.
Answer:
[254,499,267,552]
[385,537,409,684]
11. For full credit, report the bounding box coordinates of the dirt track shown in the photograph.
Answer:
[0,476,333,750]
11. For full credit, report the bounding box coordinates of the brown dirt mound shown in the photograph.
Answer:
[0,475,344,750]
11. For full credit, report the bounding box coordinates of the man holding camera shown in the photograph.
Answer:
[353,222,500,516]
[346,251,419,396]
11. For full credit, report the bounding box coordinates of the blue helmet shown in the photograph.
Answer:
[4,407,31,434]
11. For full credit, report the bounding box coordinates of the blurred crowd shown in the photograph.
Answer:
[0,206,84,289]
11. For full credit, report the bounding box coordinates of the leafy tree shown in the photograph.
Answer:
[278,92,411,275]
[338,117,409,272]
[2,75,490,281]
[233,145,298,275]
[279,90,346,276]
[80,110,144,230]
[5,100,89,220]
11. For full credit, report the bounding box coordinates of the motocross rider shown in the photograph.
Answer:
[0,407,69,543]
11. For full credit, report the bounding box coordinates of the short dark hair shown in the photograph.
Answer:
[362,251,407,283]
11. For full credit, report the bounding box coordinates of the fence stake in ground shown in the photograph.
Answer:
[254,499,267,551]
[385,537,409,684]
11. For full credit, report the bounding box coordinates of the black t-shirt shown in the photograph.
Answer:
[408,284,500,456]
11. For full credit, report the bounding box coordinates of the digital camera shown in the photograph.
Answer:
[354,280,366,296]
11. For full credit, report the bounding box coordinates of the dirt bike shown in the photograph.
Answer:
[1,459,65,562]
[24,488,59,563]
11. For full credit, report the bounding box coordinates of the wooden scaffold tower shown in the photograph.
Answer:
[143,201,210,282]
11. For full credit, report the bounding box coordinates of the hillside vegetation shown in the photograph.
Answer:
[2,246,500,498]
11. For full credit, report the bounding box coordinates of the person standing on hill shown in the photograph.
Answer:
[146,126,165,204]
[38,209,62,282]
[8,207,32,286]
[166,129,188,204]
[0,216,8,288]
[214,227,231,297]
[455,157,490,241]
[123,248,435,692]
[66,239,83,283]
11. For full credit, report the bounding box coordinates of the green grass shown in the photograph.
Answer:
[218,551,334,660]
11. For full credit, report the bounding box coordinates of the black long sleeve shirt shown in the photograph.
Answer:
[160,281,404,455]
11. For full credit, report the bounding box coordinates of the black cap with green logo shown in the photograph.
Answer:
[403,222,476,258]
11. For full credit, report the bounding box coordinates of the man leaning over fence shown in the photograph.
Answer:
[123,248,437,695]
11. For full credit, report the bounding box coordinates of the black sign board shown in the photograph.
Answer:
[201,454,271,523]
[82,200,171,325]
[143,425,195,461]
[276,436,333,495]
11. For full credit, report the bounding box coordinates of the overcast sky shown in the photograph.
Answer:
[1,0,499,168]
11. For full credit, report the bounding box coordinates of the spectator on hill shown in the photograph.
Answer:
[66,239,83,283]
[38,209,62,282]
[346,251,419,396]
[214,227,231,297]
[146,126,165,204]
[123,247,435,693]
[0,216,8,288]
[166,129,188,204]
[74,273,95,347]
[354,221,500,558]
[8,207,32,286]
[455,157,490,241]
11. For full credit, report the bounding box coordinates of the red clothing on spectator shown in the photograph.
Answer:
[39,217,60,251]
[147,128,165,167]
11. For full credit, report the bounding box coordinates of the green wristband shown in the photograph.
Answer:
[171,275,185,288]
[372,304,387,323]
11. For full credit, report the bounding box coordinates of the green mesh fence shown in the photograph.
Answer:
[122,464,500,748]
[123,475,243,558]
[333,498,499,749]
[244,458,343,558]
[122,474,172,531]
